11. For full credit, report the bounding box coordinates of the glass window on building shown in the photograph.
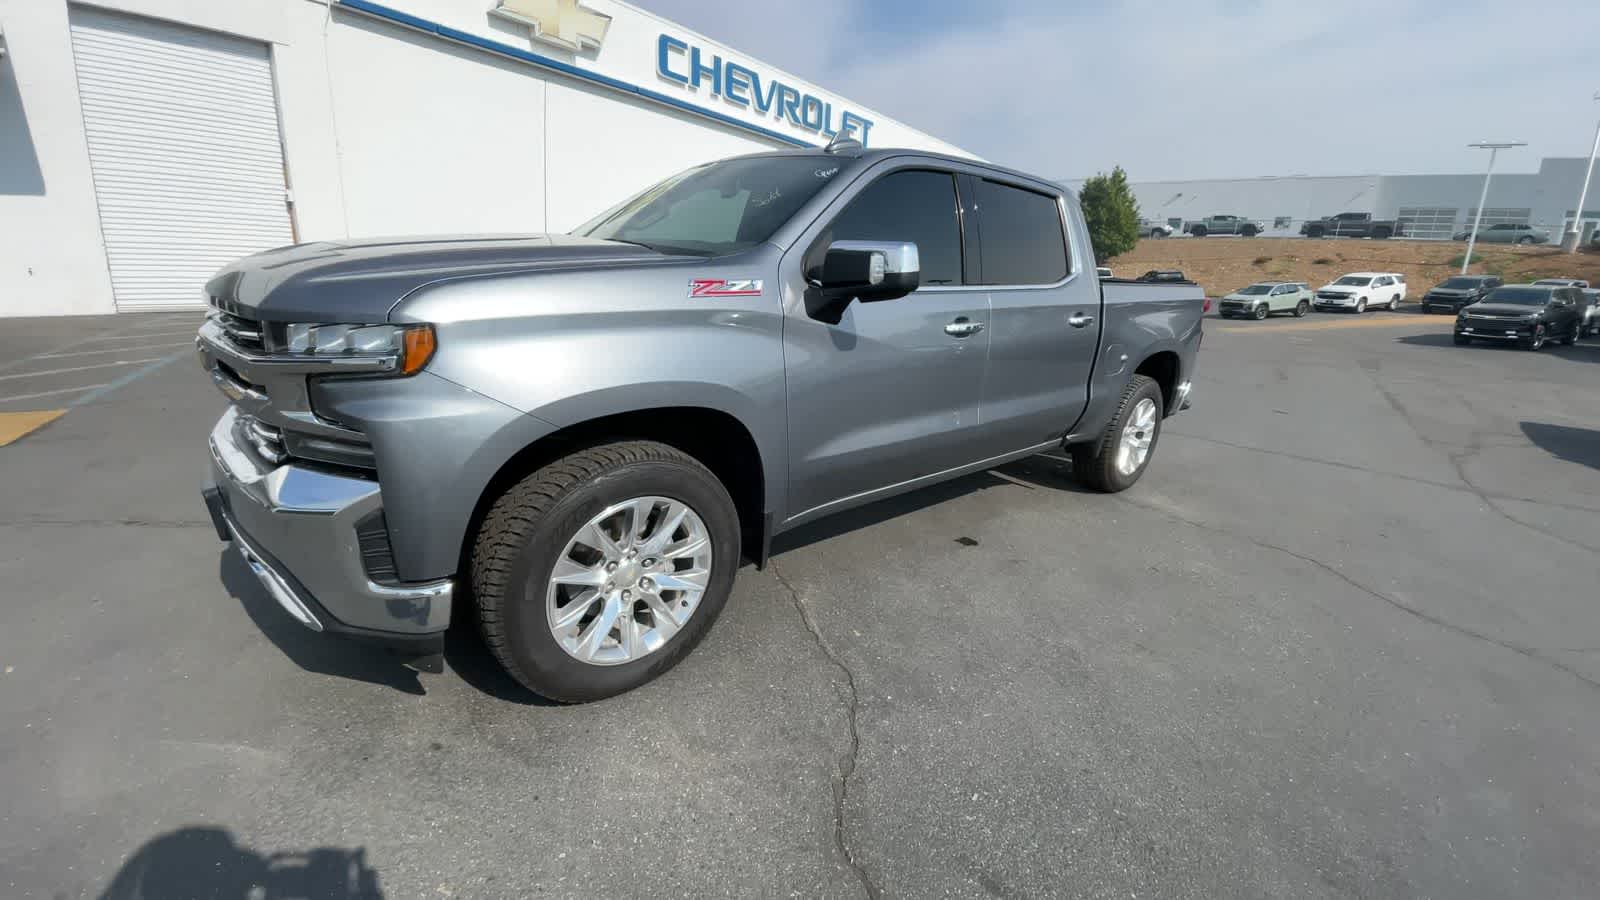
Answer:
[1466,208,1533,228]
[1396,207,1458,240]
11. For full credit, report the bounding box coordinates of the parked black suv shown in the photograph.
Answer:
[1454,284,1585,350]
[1421,275,1503,313]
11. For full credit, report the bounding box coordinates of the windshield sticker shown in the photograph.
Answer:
[815,167,839,178]
[751,188,783,207]
[689,279,763,298]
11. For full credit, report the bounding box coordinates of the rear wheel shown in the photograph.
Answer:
[1561,321,1580,345]
[1295,300,1309,318]
[1372,227,1391,239]
[1071,376,1164,493]
[1150,228,1164,239]
[1517,236,1534,245]
[1388,294,1400,311]
[471,441,740,702]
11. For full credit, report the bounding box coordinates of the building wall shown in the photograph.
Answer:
[0,0,967,317]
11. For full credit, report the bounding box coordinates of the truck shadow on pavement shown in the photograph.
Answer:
[1396,331,1600,362]
[1521,422,1600,471]
[220,551,428,696]
[99,826,382,899]
[769,452,1092,557]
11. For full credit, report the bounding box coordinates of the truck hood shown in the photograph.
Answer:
[1462,303,1541,317]
[204,234,668,322]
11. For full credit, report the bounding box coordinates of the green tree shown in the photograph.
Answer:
[1079,166,1140,262]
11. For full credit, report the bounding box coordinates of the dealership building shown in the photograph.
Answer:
[0,0,967,318]
[1072,156,1600,243]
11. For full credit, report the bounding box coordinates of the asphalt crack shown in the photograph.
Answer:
[769,562,879,900]
[1117,495,1600,693]
[1367,375,1600,554]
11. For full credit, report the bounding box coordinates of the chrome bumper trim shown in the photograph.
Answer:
[222,510,325,632]
[207,407,453,634]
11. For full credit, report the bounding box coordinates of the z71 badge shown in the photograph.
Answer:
[689,279,763,298]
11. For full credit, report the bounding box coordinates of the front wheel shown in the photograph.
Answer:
[470,441,740,702]
[1355,298,1367,314]
[1241,226,1259,237]
[1253,303,1269,320]
[1071,375,1164,493]
[1295,300,1309,318]
[1524,325,1547,351]
[1517,236,1534,245]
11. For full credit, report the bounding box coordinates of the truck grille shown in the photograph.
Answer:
[212,310,266,353]
[237,414,287,465]
[1316,291,1350,301]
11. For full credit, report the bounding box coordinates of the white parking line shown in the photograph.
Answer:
[0,383,112,403]
[0,357,169,382]
[37,342,191,359]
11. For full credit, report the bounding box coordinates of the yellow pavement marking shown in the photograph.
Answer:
[1215,316,1453,333]
[0,410,67,447]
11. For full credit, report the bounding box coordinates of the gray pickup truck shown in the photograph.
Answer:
[197,145,1204,701]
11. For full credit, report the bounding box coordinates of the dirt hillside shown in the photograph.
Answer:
[1103,238,1600,296]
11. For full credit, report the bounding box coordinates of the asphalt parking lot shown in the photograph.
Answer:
[3,308,1599,898]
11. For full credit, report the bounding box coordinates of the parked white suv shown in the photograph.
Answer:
[1313,272,1407,313]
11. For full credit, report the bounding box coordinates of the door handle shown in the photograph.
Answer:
[944,317,984,338]
[1068,313,1096,328]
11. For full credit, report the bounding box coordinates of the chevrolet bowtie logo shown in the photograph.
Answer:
[491,0,611,52]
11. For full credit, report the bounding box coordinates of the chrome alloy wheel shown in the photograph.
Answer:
[1116,398,1159,476]
[545,496,712,666]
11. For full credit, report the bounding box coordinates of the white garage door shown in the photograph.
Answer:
[70,7,293,311]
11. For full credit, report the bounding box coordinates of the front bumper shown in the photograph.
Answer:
[1455,320,1538,340]
[203,407,453,647]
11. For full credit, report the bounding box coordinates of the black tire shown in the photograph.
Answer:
[1372,227,1391,239]
[1070,375,1165,493]
[1294,300,1309,318]
[1150,229,1164,239]
[1253,303,1269,320]
[1517,236,1533,245]
[1453,335,1472,346]
[1191,226,1208,237]
[1355,298,1367,314]
[1306,226,1325,238]
[1241,225,1259,237]
[471,440,740,702]
[1561,321,1580,345]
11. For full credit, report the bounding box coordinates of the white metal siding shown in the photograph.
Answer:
[69,7,292,311]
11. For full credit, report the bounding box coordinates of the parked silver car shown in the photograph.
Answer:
[1217,281,1312,319]
[1452,223,1550,245]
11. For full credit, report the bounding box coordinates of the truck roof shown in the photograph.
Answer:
[726,147,1068,196]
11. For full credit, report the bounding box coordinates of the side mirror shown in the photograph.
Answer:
[805,240,920,324]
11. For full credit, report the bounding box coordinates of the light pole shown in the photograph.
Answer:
[1560,92,1600,253]
[1462,141,1527,274]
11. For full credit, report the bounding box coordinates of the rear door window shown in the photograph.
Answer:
[975,180,1069,285]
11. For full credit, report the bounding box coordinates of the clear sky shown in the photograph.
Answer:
[642,0,1600,182]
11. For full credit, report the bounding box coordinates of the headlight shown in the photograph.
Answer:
[275,323,436,375]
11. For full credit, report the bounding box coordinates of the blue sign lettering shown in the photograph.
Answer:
[655,33,874,146]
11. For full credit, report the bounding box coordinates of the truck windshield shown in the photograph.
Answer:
[1439,278,1484,289]
[1482,288,1550,306]
[576,157,841,256]
[1334,276,1373,286]
[1238,285,1272,295]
